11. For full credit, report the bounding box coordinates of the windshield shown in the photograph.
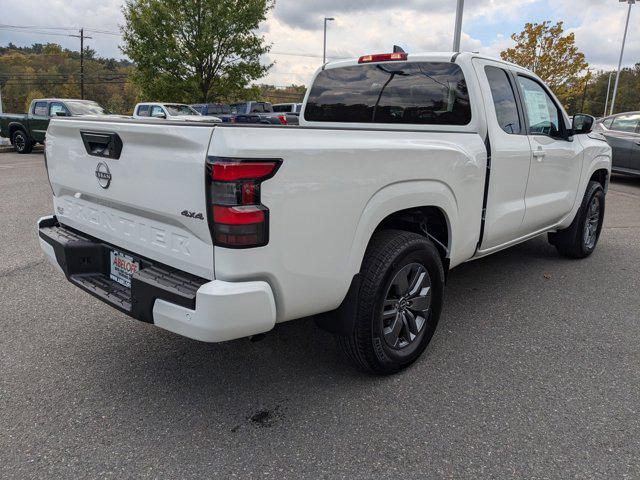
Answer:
[65,101,109,115]
[165,104,200,116]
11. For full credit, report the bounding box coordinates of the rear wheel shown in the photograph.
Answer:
[338,230,444,375]
[12,129,33,154]
[548,181,605,258]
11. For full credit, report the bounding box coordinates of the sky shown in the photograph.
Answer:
[1,0,638,87]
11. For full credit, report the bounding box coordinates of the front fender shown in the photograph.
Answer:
[557,151,611,230]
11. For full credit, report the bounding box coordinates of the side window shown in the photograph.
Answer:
[517,76,561,137]
[251,103,264,113]
[192,105,202,114]
[49,102,68,117]
[33,101,48,116]
[602,117,614,129]
[137,105,150,117]
[150,106,165,117]
[484,66,521,134]
[611,114,640,133]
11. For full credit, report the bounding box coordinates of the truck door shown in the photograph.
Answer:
[514,75,582,234]
[473,59,532,250]
[30,101,49,143]
[604,113,640,171]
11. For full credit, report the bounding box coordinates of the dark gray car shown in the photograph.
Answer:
[594,112,640,177]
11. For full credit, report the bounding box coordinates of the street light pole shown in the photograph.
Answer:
[610,0,634,116]
[323,17,335,64]
[453,0,465,52]
[604,71,614,117]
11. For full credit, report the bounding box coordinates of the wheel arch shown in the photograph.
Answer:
[8,122,29,139]
[345,180,457,278]
[316,182,457,336]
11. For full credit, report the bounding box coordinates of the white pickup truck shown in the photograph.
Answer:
[38,52,611,374]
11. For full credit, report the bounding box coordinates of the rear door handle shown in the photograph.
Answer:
[533,147,546,161]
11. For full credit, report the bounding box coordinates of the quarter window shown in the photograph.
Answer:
[305,62,471,125]
[611,114,640,133]
[485,66,521,134]
[517,76,561,137]
[33,101,48,116]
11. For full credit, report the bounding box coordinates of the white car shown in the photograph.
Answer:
[39,52,611,374]
[132,102,221,122]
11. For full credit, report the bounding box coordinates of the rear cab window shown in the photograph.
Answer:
[137,105,150,117]
[304,61,471,126]
[33,101,48,116]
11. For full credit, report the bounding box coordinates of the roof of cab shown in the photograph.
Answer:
[323,51,528,73]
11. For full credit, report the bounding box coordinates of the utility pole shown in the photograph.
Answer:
[323,17,335,64]
[453,0,465,52]
[610,0,634,116]
[70,28,92,99]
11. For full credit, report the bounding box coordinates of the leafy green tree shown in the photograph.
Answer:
[501,21,589,109]
[121,0,273,103]
[0,43,139,114]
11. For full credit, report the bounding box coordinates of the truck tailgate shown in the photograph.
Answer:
[45,118,215,280]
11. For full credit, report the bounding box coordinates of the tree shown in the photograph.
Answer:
[501,21,589,109]
[121,0,273,103]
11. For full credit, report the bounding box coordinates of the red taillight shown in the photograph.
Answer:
[206,157,281,248]
[212,162,278,181]
[277,114,287,125]
[358,52,408,64]
[213,205,265,225]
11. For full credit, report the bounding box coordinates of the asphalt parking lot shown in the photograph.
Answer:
[1,149,639,479]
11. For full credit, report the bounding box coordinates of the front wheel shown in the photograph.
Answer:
[548,181,605,258]
[12,129,33,154]
[338,230,445,375]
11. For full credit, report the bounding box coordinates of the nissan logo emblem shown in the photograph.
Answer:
[95,162,112,189]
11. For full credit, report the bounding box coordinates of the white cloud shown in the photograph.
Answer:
[1,0,638,87]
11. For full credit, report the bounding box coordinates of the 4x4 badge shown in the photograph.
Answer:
[181,210,204,220]
[95,162,112,189]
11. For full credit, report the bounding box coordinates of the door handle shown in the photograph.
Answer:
[635,141,640,146]
[533,147,546,161]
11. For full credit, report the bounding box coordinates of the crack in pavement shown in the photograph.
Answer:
[0,259,46,279]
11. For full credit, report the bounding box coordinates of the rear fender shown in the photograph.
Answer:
[345,180,457,278]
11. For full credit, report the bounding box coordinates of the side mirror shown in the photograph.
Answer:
[571,114,595,135]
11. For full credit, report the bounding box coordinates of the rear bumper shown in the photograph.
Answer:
[37,216,276,342]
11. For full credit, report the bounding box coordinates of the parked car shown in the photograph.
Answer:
[133,103,221,123]
[272,103,303,115]
[0,98,109,154]
[190,103,235,123]
[38,51,610,374]
[230,101,290,125]
[593,112,640,177]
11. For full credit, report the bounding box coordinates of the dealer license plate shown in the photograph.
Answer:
[109,250,140,288]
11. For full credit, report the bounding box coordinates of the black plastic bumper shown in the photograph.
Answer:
[39,217,208,323]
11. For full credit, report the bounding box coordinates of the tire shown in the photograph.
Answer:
[338,229,445,375]
[11,129,33,154]
[548,181,605,258]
